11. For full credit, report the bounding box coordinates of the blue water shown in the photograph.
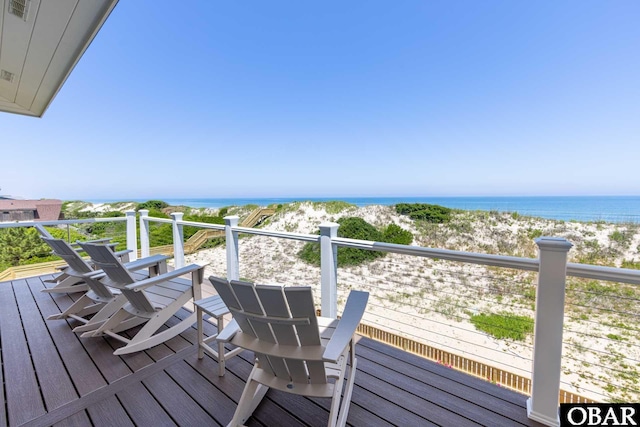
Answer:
[89,196,640,223]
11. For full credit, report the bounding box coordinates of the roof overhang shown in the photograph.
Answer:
[0,0,118,117]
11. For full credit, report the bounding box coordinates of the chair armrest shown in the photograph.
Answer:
[217,319,240,343]
[123,254,168,271]
[113,249,133,257]
[34,224,53,238]
[322,290,369,363]
[125,264,206,291]
[82,270,106,280]
[74,238,112,245]
[72,239,114,249]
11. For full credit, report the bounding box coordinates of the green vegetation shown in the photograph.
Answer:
[382,223,413,245]
[566,278,640,313]
[311,200,355,214]
[299,217,413,267]
[395,203,452,223]
[621,260,640,269]
[0,200,230,269]
[527,228,543,239]
[0,228,56,270]
[137,200,169,211]
[144,210,225,247]
[469,312,534,341]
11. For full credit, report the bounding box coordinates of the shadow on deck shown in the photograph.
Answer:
[0,274,545,427]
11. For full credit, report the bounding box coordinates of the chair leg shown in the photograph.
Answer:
[112,311,197,355]
[229,364,269,427]
[81,308,131,339]
[47,294,93,320]
[217,315,225,376]
[197,306,204,359]
[41,276,88,293]
[335,358,358,427]
[43,270,70,284]
[72,294,128,333]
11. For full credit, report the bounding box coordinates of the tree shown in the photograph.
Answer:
[0,228,55,268]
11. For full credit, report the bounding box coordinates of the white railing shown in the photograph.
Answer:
[138,212,640,427]
[3,209,640,427]
[0,211,138,259]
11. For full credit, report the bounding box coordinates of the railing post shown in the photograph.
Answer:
[225,216,240,280]
[527,237,573,427]
[319,222,339,318]
[139,209,150,258]
[125,210,138,261]
[171,212,185,269]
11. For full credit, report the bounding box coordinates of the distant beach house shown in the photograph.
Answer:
[0,198,63,222]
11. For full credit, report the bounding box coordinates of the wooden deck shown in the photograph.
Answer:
[0,273,545,427]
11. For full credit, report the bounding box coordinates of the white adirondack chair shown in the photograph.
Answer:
[41,237,169,334]
[35,224,131,293]
[209,276,369,427]
[78,241,206,355]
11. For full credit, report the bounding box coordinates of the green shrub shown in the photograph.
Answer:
[147,209,170,219]
[382,223,413,245]
[469,312,534,341]
[395,203,452,223]
[299,217,412,267]
[45,227,90,242]
[137,200,169,211]
[183,214,225,239]
[336,217,381,240]
[101,211,124,218]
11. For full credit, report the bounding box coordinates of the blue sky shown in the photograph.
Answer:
[2,1,639,200]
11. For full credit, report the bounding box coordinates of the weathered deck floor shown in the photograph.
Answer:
[0,273,545,427]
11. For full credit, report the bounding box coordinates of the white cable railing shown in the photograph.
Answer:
[0,212,137,255]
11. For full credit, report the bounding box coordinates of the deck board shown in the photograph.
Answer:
[13,279,79,412]
[356,341,534,426]
[0,320,6,427]
[0,280,46,426]
[116,383,177,427]
[1,274,545,427]
[84,398,133,427]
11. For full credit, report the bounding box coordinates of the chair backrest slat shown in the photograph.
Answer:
[42,237,93,274]
[41,237,114,299]
[253,284,308,382]
[79,242,155,313]
[210,277,256,338]
[255,284,298,346]
[284,286,326,383]
[285,287,321,346]
[231,280,275,344]
[210,277,327,385]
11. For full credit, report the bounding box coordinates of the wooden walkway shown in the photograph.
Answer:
[0,274,545,427]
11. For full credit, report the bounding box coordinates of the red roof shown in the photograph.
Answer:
[0,199,62,221]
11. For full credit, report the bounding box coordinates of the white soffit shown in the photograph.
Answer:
[0,0,118,117]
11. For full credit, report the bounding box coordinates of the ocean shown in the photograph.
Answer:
[90,196,640,223]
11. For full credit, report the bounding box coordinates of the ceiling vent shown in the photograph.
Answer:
[8,0,29,21]
[0,70,15,83]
